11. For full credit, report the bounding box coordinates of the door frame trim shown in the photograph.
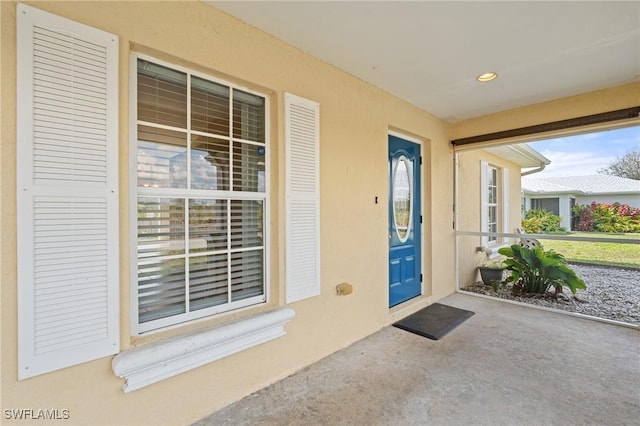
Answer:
[388,130,425,303]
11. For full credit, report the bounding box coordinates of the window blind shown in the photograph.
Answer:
[134,57,267,333]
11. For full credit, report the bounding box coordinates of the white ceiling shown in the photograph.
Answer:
[210,1,640,123]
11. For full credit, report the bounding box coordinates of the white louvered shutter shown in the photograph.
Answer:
[480,160,489,246]
[285,93,320,303]
[17,4,119,379]
[502,168,510,235]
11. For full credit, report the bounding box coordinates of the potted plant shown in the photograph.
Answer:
[497,245,586,296]
[478,259,505,286]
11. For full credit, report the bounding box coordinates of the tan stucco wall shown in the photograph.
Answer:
[3,2,637,423]
[1,1,453,424]
[451,82,640,145]
[456,150,523,286]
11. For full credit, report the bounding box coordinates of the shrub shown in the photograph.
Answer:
[574,202,640,233]
[572,204,593,231]
[522,209,563,233]
[498,245,587,295]
[522,217,542,234]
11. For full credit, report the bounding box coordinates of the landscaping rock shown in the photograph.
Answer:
[460,263,640,325]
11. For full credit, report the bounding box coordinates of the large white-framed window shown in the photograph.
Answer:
[480,161,509,247]
[131,55,269,334]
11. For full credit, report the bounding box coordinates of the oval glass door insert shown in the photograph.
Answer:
[393,156,412,242]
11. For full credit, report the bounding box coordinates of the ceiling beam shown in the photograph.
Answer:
[451,107,640,147]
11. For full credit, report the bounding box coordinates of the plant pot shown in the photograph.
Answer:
[478,267,504,285]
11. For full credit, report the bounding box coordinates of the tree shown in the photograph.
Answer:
[598,148,640,180]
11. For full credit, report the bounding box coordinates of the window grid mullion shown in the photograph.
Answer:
[137,120,188,135]
[226,198,232,304]
[184,73,192,314]
[137,128,264,148]
[229,137,265,147]
[184,197,190,314]
[190,129,230,141]
[230,246,264,254]
[227,86,234,304]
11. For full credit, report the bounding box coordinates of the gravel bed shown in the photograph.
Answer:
[460,263,640,325]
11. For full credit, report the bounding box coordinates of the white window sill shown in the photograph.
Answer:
[112,308,295,393]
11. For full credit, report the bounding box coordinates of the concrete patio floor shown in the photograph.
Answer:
[194,293,640,426]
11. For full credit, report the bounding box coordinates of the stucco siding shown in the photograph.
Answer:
[1,2,451,424]
[2,2,640,425]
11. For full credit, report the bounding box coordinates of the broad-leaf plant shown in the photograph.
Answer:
[497,245,587,296]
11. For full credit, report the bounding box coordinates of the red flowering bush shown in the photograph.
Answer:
[573,202,640,233]
[573,205,594,231]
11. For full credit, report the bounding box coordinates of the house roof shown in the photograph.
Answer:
[522,174,640,195]
[485,144,550,169]
[210,1,640,122]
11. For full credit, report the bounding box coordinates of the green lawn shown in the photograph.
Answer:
[540,232,640,268]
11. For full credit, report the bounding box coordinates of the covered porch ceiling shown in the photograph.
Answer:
[210,1,640,123]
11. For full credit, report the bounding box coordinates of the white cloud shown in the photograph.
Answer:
[533,150,616,178]
[524,126,639,179]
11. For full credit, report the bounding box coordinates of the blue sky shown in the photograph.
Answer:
[526,125,640,179]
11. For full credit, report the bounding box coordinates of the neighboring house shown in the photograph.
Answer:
[1,2,638,425]
[457,144,550,286]
[522,175,640,229]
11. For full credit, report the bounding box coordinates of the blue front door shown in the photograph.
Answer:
[388,135,421,307]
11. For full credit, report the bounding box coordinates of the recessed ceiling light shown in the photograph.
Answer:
[477,72,498,82]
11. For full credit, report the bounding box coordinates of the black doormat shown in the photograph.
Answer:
[393,303,475,340]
